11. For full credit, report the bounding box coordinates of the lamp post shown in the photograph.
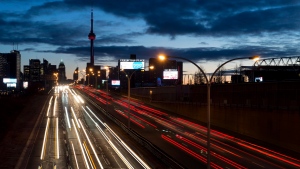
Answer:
[87,74,90,86]
[159,54,259,169]
[121,69,137,130]
[104,66,111,112]
[121,66,154,130]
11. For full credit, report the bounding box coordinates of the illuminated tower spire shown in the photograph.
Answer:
[88,8,96,65]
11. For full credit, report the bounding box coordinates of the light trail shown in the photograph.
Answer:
[46,96,53,116]
[56,117,59,159]
[79,119,104,169]
[72,119,90,169]
[83,142,96,169]
[105,124,151,169]
[71,107,80,128]
[96,125,134,169]
[84,106,150,169]
[53,96,57,116]
[71,141,79,169]
[64,107,71,129]
[40,118,50,160]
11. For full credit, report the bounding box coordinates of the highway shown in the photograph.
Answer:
[23,86,163,169]
[15,84,300,169]
[75,85,300,169]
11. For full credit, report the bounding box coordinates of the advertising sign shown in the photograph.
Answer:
[120,59,144,70]
[3,78,17,83]
[163,70,178,79]
[111,80,120,86]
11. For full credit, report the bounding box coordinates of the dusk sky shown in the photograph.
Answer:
[1,0,300,79]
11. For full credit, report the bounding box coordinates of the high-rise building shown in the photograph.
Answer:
[29,59,41,82]
[73,67,78,82]
[58,60,66,84]
[0,50,21,90]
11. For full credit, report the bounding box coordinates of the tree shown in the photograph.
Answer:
[194,66,206,84]
[214,64,225,83]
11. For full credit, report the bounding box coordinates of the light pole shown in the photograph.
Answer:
[104,66,111,112]
[87,74,90,86]
[121,69,136,130]
[159,54,259,169]
[121,66,154,130]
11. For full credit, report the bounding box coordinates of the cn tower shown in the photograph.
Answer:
[88,9,96,65]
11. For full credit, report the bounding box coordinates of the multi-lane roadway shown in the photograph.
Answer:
[75,85,300,169]
[16,85,300,169]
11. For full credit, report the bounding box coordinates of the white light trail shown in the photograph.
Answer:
[105,124,151,169]
[71,107,80,128]
[53,96,57,116]
[83,142,95,169]
[84,106,151,169]
[79,119,104,169]
[96,125,134,169]
[77,95,84,103]
[65,107,71,129]
[46,96,53,116]
[56,117,59,159]
[86,106,104,125]
[72,119,90,169]
[71,141,79,169]
[40,118,50,160]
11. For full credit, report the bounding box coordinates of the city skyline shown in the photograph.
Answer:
[1,1,300,79]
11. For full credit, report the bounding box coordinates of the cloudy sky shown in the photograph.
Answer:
[1,0,300,79]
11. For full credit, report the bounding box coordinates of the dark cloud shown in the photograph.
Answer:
[46,45,297,66]
[63,0,300,37]
[2,0,300,64]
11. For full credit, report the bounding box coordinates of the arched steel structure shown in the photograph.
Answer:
[254,56,300,66]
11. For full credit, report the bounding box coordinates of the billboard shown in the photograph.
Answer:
[255,77,263,82]
[111,80,120,86]
[3,78,17,83]
[163,70,178,79]
[120,59,144,70]
[23,82,28,89]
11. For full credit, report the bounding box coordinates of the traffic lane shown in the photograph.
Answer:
[78,91,170,168]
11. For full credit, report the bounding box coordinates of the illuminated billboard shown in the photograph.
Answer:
[3,78,17,83]
[111,80,120,86]
[120,59,144,70]
[163,70,178,79]
[23,82,28,89]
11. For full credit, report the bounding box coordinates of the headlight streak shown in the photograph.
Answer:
[85,106,104,125]
[56,117,59,159]
[68,88,80,103]
[71,107,80,128]
[40,118,50,160]
[71,141,79,169]
[84,106,150,169]
[72,119,90,169]
[53,96,57,116]
[77,95,84,103]
[83,142,96,169]
[96,125,134,169]
[64,107,71,129]
[105,124,151,169]
[79,119,104,169]
[46,96,53,116]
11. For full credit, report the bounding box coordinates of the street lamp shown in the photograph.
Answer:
[121,66,154,130]
[158,54,259,169]
[104,66,112,112]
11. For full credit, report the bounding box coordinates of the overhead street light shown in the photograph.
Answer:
[121,66,154,130]
[158,54,259,169]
